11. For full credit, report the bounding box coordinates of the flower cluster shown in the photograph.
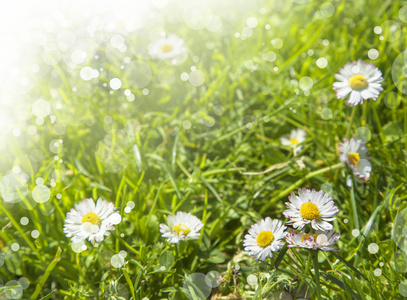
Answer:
[283,188,340,251]
[242,188,340,261]
[280,60,379,181]
[61,56,381,268]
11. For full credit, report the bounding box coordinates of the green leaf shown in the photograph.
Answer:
[159,251,175,270]
[324,274,361,300]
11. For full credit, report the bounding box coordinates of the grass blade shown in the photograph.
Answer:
[30,247,62,300]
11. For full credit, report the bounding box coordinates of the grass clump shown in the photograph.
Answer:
[1,0,407,299]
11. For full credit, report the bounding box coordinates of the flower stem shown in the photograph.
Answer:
[297,252,312,295]
[311,250,322,300]
[349,174,360,234]
[175,243,184,277]
[345,106,357,138]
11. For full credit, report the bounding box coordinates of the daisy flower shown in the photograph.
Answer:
[280,128,307,152]
[243,217,287,261]
[333,60,384,106]
[63,198,121,245]
[148,34,187,61]
[283,188,339,231]
[159,211,203,244]
[286,230,340,251]
[338,137,371,180]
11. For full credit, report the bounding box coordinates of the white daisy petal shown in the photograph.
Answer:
[280,128,307,152]
[338,137,371,180]
[243,217,287,261]
[63,198,121,244]
[283,188,339,231]
[333,60,383,106]
[286,230,340,251]
[148,34,187,61]
[159,211,203,244]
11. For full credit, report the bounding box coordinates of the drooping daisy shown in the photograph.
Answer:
[243,217,287,261]
[338,137,371,180]
[280,128,307,151]
[159,211,203,244]
[286,230,340,251]
[148,34,187,61]
[63,198,121,245]
[333,60,384,106]
[283,188,339,231]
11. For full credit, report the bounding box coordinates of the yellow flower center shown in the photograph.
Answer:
[81,212,101,226]
[173,223,190,235]
[301,233,319,243]
[161,44,173,53]
[289,138,299,145]
[348,152,360,165]
[256,230,274,248]
[300,202,321,221]
[349,75,368,90]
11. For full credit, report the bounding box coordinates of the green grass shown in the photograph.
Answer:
[1,0,407,299]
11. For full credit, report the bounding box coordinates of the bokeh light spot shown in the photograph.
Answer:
[352,229,360,237]
[109,78,122,90]
[316,57,328,68]
[32,99,51,118]
[380,20,401,42]
[183,273,211,300]
[299,76,313,91]
[368,243,379,254]
[355,127,371,142]
[32,185,50,203]
[247,274,258,286]
[384,92,401,109]
[111,254,125,268]
[189,70,205,87]
[205,270,222,288]
[399,280,407,297]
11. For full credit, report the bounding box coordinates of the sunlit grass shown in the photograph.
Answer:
[1,0,407,299]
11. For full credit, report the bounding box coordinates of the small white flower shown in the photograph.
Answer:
[333,60,384,106]
[243,217,287,261]
[338,137,371,180]
[283,188,339,231]
[63,198,121,245]
[148,34,187,61]
[286,230,340,251]
[280,128,307,152]
[159,211,203,244]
